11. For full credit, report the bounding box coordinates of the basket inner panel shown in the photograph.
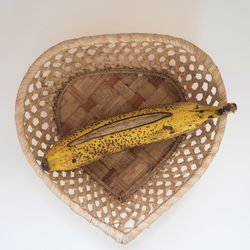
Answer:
[55,69,185,201]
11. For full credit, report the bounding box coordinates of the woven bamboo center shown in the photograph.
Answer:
[55,69,185,201]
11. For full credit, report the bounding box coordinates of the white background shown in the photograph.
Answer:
[1,0,250,249]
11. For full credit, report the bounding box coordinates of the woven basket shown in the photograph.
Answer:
[15,33,227,244]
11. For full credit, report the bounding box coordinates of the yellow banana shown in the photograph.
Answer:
[42,102,237,172]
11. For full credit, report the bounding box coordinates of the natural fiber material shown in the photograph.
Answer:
[15,33,227,244]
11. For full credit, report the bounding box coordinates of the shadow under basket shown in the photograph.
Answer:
[15,33,227,244]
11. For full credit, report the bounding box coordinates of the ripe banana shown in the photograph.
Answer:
[42,102,237,172]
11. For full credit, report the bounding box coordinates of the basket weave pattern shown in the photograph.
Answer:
[16,34,227,243]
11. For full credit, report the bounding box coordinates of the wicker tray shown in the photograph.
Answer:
[15,33,227,244]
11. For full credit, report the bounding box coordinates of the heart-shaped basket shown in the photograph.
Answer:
[15,33,227,244]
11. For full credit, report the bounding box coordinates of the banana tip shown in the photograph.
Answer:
[216,103,237,116]
[42,158,50,171]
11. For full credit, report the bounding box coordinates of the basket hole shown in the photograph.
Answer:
[45,81,54,87]
[206,95,212,104]
[157,199,163,205]
[191,140,197,146]
[104,217,109,224]
[205,123,211,132]
[134,48,140,54]
[137,55,143,62]
[53,62,61,68]
[159,56,166,62]
[108,55,115,62]
[198,153,204,159]
[202,82,208,91]
[196,73,202,80]
[171,167,178,172]
[186,74,192,81]
[148,54,155,61]
[213,100,219,106]
[124,219,135,229]
[169,59,176,66]
[36,81,42,89]
[213,117,218,125]
[27,125,33,133]
[211,131,216,140]
[184,149,190,155]
[194,147,201,154]
[183,172,190,178]
[198,65,204,71]
[55,71,62,77]
[43,90,48,96]
[68,189,74,195]
[124,48,130,53]
[37,150,44,157]
[196,93,203,101]
[44,61,51,67]
[75,62,82,68]
[36,130,42,138]
[41,142,47,149]
[31,105,37,113]
[25,111,30,120]
[78,197,83,203]
[128,55,134,61]
[42,122,49,130]
[189,64,195,71]
[187,156,193,162]
[28,84,34,93]
[68,48,77,54]
[191,164,197,170]
[82,45,90,50]
[179,66,185,72]
[76,52,84,58]
[131,42,137,47]
[180,55,187,63]
[102,206,108,214]
[157,47,163,53]
[211,86,217,95]
[97,56,104,63]
[190,55,196,62]
[32,93,38,101]
[40,111,47,118]
[177,158,184,163]
[65,66,71,72]
[157,189,163,196]
[167,50,175,56]
[204,144,211,151]
[34,71,40,79]
[25,99,30,106]
[36,160,41,165]
[201,136,207,143]
[39,100,46,107]
[42,70,51,77]
[196,129,202,136]
[206,74,212,82]
[165,44,173,49]
[33,118,39,126]
[65,57,72,63]
[181,166,187,171]
[166,189,173,196]
[32,138,37,146]
[192,82,198,90]
[87,49,96,56]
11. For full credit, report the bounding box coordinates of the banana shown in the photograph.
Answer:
[42,102,237,172]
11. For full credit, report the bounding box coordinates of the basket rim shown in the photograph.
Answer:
[15,33,227,244]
